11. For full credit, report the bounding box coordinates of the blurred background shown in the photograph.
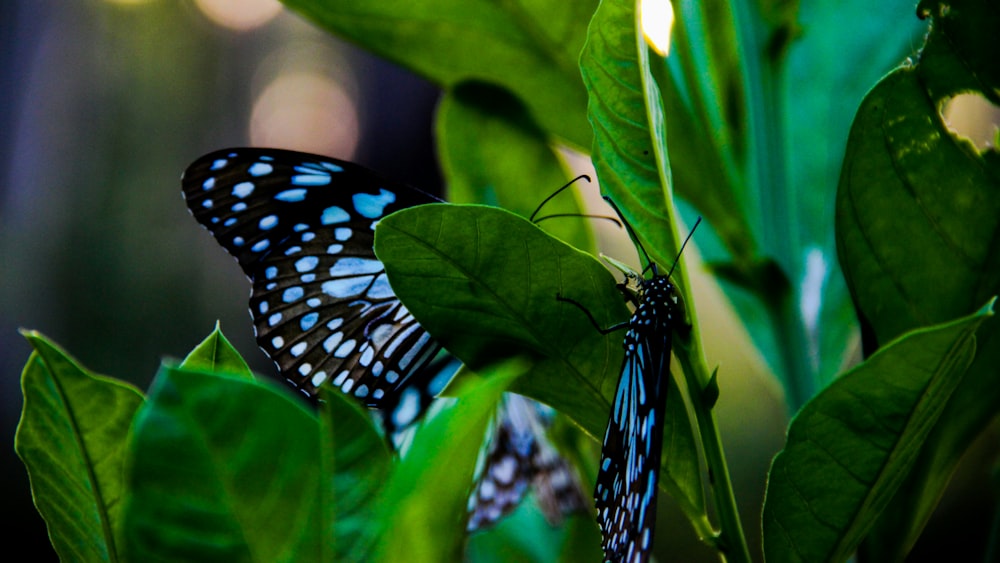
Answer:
[1,1,995,561]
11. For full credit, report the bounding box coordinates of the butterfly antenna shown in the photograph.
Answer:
[666,216,702,279]
[601,197,654,272]
[529,174,591,223]
[533,213,623,228]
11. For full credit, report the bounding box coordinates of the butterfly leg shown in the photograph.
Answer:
[555,294,629,335]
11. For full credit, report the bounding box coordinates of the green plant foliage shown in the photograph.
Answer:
[762,300,993,562]
[15,331,145,563]
[784,0,926,390]
[122,367,325,562]
[14,0,999,560]
[465,499,601,563]
[375,203,706,526]
[278,0,597,147]
[835,1,1000,558]
[318,387,393,561]
[376,203,626,424]
[579,0,681,271]
[374,361,521,562]
[437,81,594,254]
[179,322,254,378]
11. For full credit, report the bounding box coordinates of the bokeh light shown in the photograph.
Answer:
[249,71,360,158]
[641,0,675,56]
[943,93,1000,151]
[194,0,284,31]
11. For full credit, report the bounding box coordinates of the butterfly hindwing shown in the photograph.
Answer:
[182,148,444,423]
[594,273,679,563]
[467,394,588,531]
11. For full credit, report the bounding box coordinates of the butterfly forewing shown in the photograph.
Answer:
[594,274,680,563]
[182,148,443,416]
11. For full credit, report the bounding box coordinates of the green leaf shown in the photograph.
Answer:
[374,203,706,525]
[836,3,1000,557]
[761,301,993,563]
[122,367,322,562]
[376,204,625,431]
[180,322,253,379]
[836,69,1000,347]
[374,361,520,562]
[437,81,595,253]
[279,0,597,147]
[14,331,145,563]
[579,0,678,270]
[318,387,393,561]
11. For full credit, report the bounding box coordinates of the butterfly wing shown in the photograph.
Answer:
[182,148,446,428]
[594,275,677,563]
[529,425,589,527]
[466,394,535,531]
[467,394,588,531]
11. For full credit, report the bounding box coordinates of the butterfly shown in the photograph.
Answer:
[182,147,588,527]
[559,209,699,563]
[467,393,588,531]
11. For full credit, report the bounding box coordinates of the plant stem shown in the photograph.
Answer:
[677,351,752,563]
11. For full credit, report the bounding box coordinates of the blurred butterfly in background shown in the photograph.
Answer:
[467,393,588,531]
[181,147,587,528]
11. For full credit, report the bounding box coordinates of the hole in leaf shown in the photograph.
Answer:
[941,93,1000,152]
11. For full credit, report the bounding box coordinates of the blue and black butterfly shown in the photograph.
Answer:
[181,147,587,528]
[559,208,699,563]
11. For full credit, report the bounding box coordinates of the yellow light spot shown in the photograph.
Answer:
[195,0,283,31]
[640,0,675,57]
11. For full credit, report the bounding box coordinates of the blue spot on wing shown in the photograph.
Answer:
[353,189,397,219]
[275,188,307,202]
[321,206,351,225]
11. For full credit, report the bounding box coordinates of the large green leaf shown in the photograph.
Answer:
[279,0,597,147]
[374,203,706,524]
[14,332,145,563]
[836,1,1000,558]
[375,362,520,562]
[762,301,992,562]
[437,81,594,253]
[836,71,1000,348]
[122,367,322,562]
[377,203,624,427]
